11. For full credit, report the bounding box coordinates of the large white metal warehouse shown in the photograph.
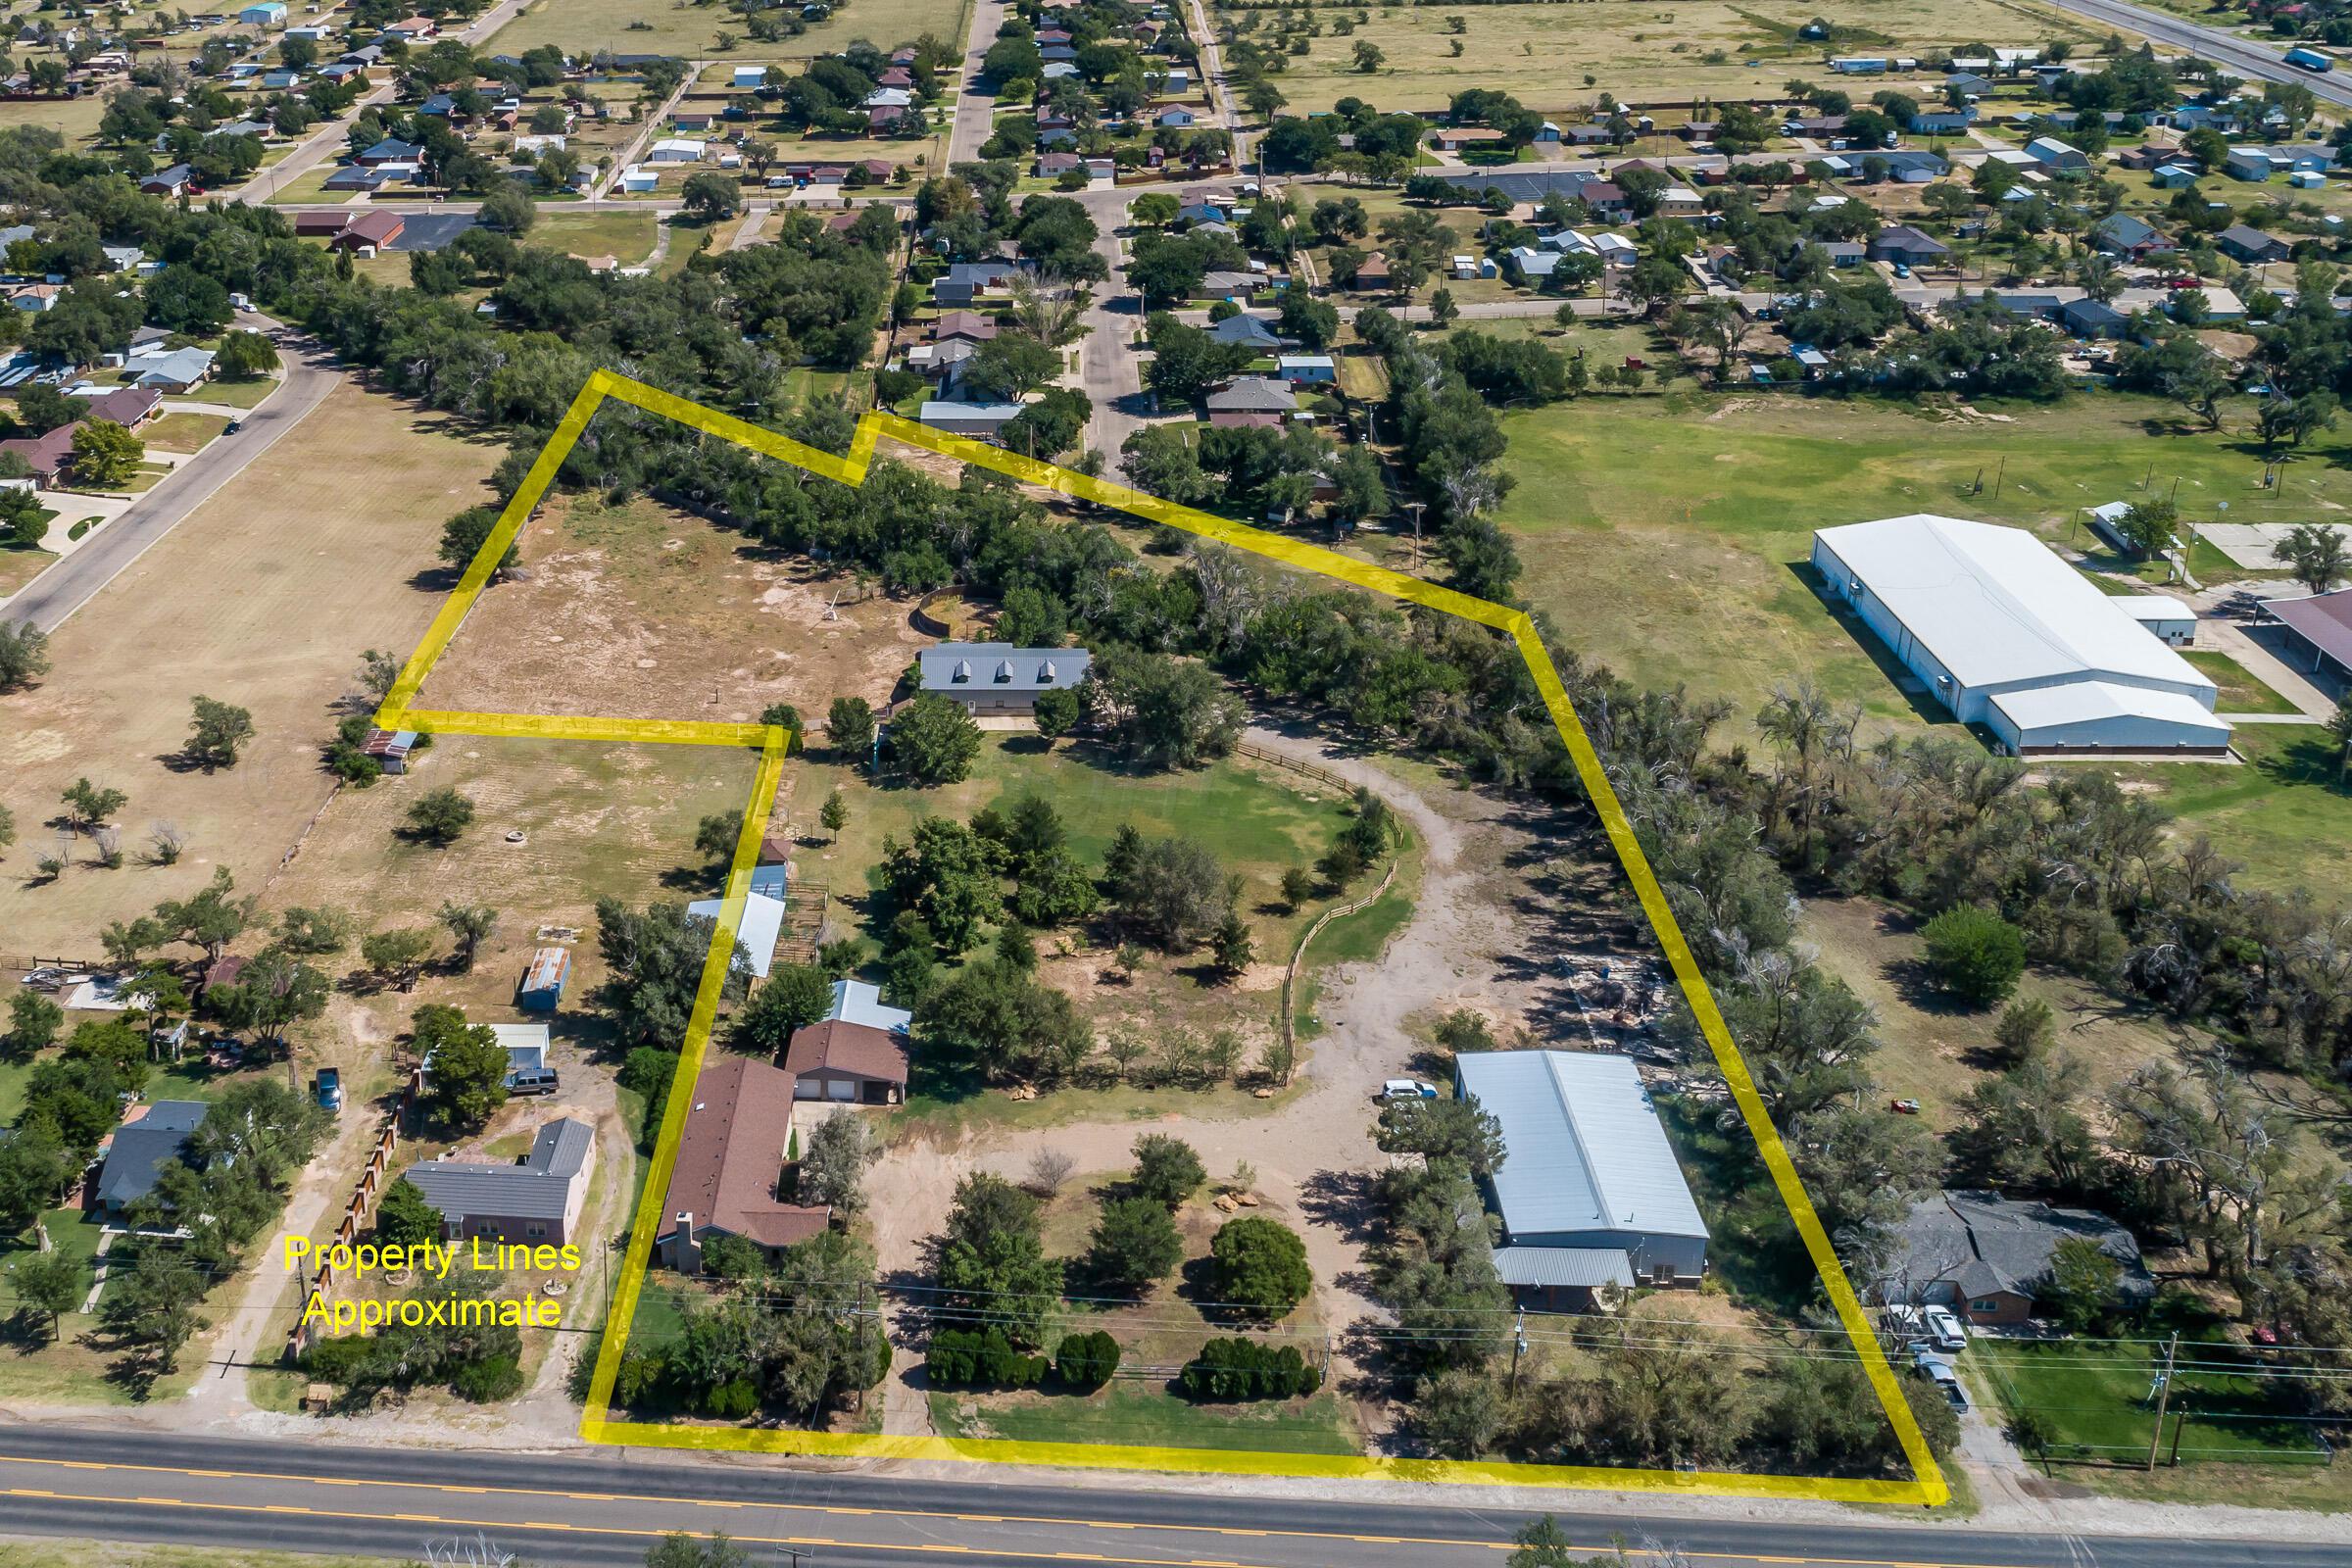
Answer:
[1455,1051,1708,1297]
[1813,514,2230,757]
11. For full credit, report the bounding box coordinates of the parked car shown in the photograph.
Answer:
[1924,1305,1969,1351]
[21,967,66,991]
[1379,1078,1438,1102]
[510,1066,561,1097]
[1890,1097,1921,1114]
[315,1066,342,1111]
[224,420,242,435]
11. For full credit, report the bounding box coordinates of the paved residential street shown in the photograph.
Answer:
[0,317,342,634]
[946,0,1012,168]
[3,1426,2351,1568]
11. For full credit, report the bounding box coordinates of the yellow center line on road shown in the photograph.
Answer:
[0,1459,2043,1568]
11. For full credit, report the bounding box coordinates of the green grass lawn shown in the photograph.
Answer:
[530,210,661,267]
[193,374,283,410]
[932,1382,1358,1455]
[139,413,229,455]
[2115,723,2352,892]
[2181,650,2299,715]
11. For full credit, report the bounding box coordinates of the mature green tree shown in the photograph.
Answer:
[1113,836,1235,952]
[681,171,742,220]
[438,505,518,577]
[3,991,65,1060]
[216,329,280,378]
[101,1248,210,1374]
[886,693,982,784]
[1130,1133,1205,1205]
[0,620,50,691]
[1209,1215,1312,1317]
[799,1109,880,1216]
[374,1176,445,1248]
[361,927,436,991]
[1376,1096,1505,1177]
[184,695,255,769]
[436,902,499,970]
[2278,521,2350,596]
[733,962,833,1054]
[14,1249,81,1342]
[936,1172,1062,1346]
[1921,904,2028,1006]
[403,787,476,846]
[416,1003,509,1127]
[1086,1195,1184,1292]
[825,695,876,754]
[70,418,143,488]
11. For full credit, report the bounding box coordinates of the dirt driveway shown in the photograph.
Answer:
[862,722,1611,1435]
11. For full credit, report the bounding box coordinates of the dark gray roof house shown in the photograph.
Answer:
[401,1118,593,1246]
[1867,225,1950,263]
[2064,297,2130,338]
[1203,375,1297,415]
[917,641,1093,715]
[2093,212,2168,256]
[1206,312,1284,347]
[1881,1190,2153,1326]
[95,1101,209,1217]
[2216,223,2287,264]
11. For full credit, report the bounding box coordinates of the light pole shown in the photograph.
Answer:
[1404,501,1425,570]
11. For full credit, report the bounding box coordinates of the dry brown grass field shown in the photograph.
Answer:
[1221,0,2119,114]
[417,493,929,724]
[0,380,502,955]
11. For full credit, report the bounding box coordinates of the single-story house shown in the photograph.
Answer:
[2150,164,2199,189]
[1204,376,1297,421]
[2062,297,2130,339]
[93,1101,208,1218]
[918,398,1024,438]
[2092,212,2169,259]
[1867,225,1949,265]
[1880,1190,2153,1325]
[0,425,79,486]
[1205,312,1282,348]
[329,210,405,254]
[1432,126,1507,152]
[1276,354,1336,385]
[2216,223,2287,264]
[2024,135,2089,173]
[914,641,1094,715]
[130,347,216,392]
[402,1119,594,1247]
[356,137,421,167]
[141,165,195,196]
[647,137,706,164]
[1157,106,1196,127]
[785,1019,908,1103]
[65,385,160,429]
[658,1056,830,1272]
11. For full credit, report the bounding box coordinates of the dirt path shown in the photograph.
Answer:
[865,724,1600,1435]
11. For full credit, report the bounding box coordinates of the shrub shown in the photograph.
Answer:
[704,1378,760,1418]
[1130,1133,1204,1206]
[1178,1338,1321,1401]
[928,1327,1048,1390]
[301,1333,374,1385]
[1921,904,2028,1007]
[1208,1215,1312,1318]
[452,1352,526,1403]
[1054,1329,1120,1392]
[1086,1196,1185,1292]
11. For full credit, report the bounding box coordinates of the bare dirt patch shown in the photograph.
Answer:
[417,494,931,723]
[0,380,500,954]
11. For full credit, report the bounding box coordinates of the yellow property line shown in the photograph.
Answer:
[374,369,1945,1505]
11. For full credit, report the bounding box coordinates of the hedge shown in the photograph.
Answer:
[1054,1329,1121,1392]
[928,1327,1048,1390]
[1178,1338,1321,1401]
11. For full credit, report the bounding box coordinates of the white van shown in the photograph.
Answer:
[1924,1305,1969,1352]
[1379,1078,1438,1102]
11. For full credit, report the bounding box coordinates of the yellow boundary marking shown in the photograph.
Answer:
[372,369,1946,1506]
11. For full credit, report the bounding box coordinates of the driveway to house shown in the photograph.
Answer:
[1,316,340,633]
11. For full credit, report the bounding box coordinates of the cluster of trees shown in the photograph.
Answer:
[617,1228,890,1423]
[301,1274,528,1404]
[1178,1337,1322,1400]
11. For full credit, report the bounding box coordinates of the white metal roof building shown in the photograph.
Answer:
[1454,1051,1708,1289]
[1813,514,2230,756]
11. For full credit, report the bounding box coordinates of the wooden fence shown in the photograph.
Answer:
[1279,854,1401,1062]
[1234,740,1356,798]
[281,1067,421,1363]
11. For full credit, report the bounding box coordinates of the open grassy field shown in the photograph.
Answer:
[1494,389,2352,743]
[531,210,662,267]
[0,379,502,955]
[139,413,230,456]
[2181,650,2299,715]
[2112,722,2352,893]
[1211,0,2111,113]
[417,493,931,724]
[0,1540,400,1568]
[487,0,970,67]
[0,545,55,600]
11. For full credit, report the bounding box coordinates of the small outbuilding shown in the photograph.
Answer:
[518,947,571,1011]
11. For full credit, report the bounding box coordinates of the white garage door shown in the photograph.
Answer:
[826,1079,856,1101]
[793,1080,818,1100]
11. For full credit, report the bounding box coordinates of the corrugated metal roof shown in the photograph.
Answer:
[403,1118,591,1223]
[1493,1246,1635,1290]
[687,891,786,978]
[828,979,911,1035]
[1454,1052,1707,1244]
[915,642,1092,695]
[1816,515,2218,698]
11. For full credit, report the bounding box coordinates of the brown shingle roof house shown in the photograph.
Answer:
[658,1055,830,1273]
[784,1019,908,1103]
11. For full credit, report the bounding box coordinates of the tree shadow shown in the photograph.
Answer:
[1297,1168,1380,1247]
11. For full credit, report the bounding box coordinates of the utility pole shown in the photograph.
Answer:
[2146,1331,2180,1471]
[1404,501,1425,570]
[1991,454,2006,503]
[1506,1308,1528,1395]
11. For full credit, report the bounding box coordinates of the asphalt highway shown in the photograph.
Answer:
[2046,0,2352,109]
[0,1426,2347,1568]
